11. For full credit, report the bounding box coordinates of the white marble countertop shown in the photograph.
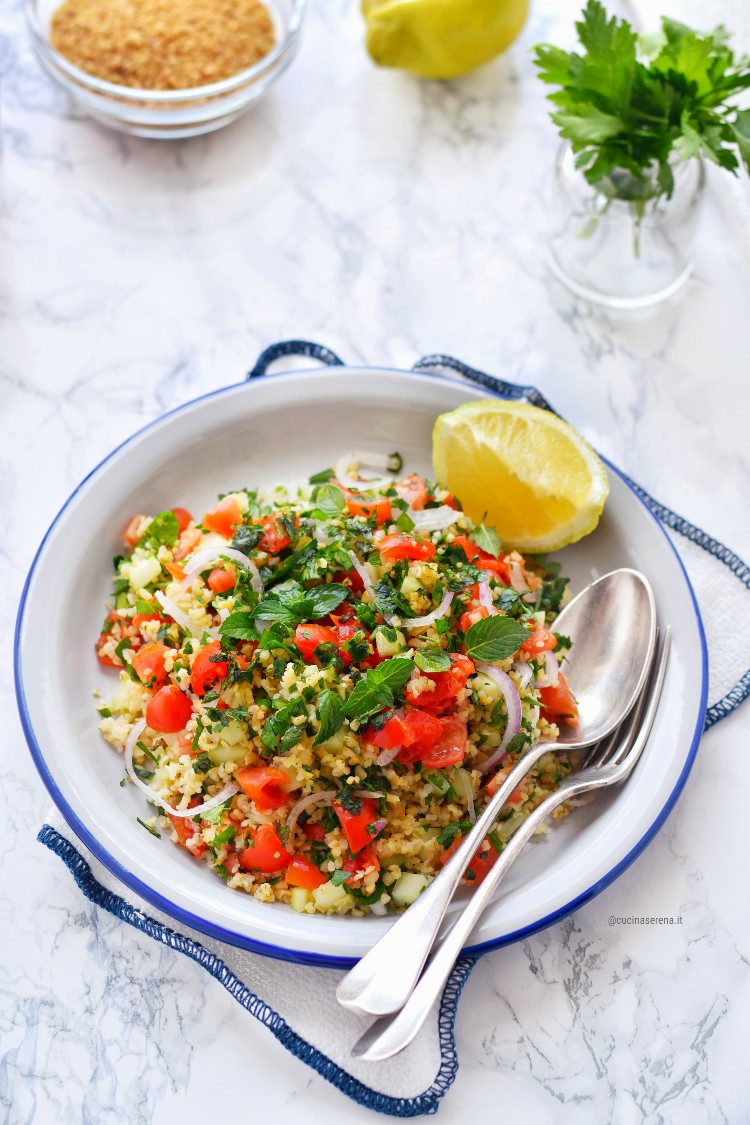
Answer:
[3,0,749,1120]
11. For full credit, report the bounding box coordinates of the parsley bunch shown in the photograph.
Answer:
[534,1,750,207]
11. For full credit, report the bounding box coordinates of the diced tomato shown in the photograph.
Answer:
[345,494,392,525]
[333,797,379,855]
[342,567,365,594]
[132,610,163,630]
[476,556,511,582]
[173,525,202,561]
[332,621,368,666]
[240,825,291,873]
[203,497,243,538]
[420,716,468,769]
[379,533,436,561]
[123,515,144,549]
[235,766,291,812]
[459,607,489,632]
[95,612,140,667]
[453,534,511,583]
[285,855,327,891]
[171,507,193,534]
[165,560,186,582]
[207,567,236,593]
[442,493,458,509]
[538,672,579,726]
[255,513,293,555]
[131,643,169,687]
[405,653,475,715]
[145,685,192,733]
[486,776,526,806]
[330,601,356,625]
[190,639,229,696]
[521,623,557,654]
[167,810,206,857]
[342,844,380,884]
[441,834,498,885]
[302,821,327,843]
[295,623,337,662]
[368,708,443,764]
[395,474,429,511]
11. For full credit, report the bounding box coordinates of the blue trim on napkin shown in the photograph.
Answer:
[38,823,477,1118]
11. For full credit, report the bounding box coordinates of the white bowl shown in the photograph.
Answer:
[15,367,707,966]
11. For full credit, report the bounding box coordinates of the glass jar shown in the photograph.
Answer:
[547,145,706,309]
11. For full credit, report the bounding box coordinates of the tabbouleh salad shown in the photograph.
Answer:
[96,452,580,916]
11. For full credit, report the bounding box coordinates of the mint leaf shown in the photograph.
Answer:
[345,657,414,720]
[464,616,529,663]
[472,525,501,558]
[311,483,346,519]
[220,611,258,641]
[414,648,452,673]
[313,690,345,746]
[253,581,348,626]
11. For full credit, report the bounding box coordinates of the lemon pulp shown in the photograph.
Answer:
[432,399,610,552]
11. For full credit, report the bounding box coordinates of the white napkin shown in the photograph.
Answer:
[38,811,472,1114]
[37,490,748,1114]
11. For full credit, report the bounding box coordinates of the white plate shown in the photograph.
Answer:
[15,367,707,966]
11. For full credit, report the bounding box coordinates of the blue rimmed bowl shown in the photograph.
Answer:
[15,366,707,966]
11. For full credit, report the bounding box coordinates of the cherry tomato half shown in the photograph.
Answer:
[235,766,291,812]
[145,685,192,733]
[240,825,291,873]
[131,643,169,687]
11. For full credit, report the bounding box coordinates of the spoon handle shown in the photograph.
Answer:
[336,740,556,1017]
[351,634,670,1062]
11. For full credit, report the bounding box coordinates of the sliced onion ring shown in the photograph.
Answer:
[335,451,397,492]
[477,581,496,615]
[285,790,337,843]
[405,590,454,629]
[408,505,459,532]
[155,590,218,639]
[535,650,560,688]
[182,547,263,595]
[474,661,523,775]
[124,719,239,818]
[511,660,535,692]
[376,745,401,767]
[508,559,529,593]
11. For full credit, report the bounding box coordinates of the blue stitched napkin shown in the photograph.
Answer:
[36,344,749,1117]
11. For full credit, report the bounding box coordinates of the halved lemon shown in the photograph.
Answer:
[432,399,609,552]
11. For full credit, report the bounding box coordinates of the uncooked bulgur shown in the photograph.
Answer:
[51,0,275,90]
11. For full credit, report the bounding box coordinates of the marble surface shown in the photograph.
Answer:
[2,0,750,1120]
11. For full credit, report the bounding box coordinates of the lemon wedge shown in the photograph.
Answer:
[432,399,610,552]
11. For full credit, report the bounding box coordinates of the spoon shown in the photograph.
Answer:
[336,568,657,1018]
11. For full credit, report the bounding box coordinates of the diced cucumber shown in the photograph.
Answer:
[290,888,312,913]
[128,555,162,590]
[208,742,248,766]
[312,880,353,912]
[115,592,131,610]
[392,872,428,907]
[375,628,406,657]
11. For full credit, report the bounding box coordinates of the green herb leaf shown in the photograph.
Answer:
[220,611,258,642]
[314,690,345,746]
[414,648,452,673]
[331,869,350,887]
[138,510,179,550]
[136,816,161,839]
[345,657,413,720]
[231,524,263,556]
[472,525,501,557]
[464,616,529,662]
[311,483,346,518]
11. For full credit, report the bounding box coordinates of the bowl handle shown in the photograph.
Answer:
[247,339,345,379]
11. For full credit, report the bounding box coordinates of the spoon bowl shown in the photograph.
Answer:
[551,568,657,747]
[336,568,657,1017]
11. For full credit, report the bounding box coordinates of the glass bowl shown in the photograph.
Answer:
[26,0,306,139]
